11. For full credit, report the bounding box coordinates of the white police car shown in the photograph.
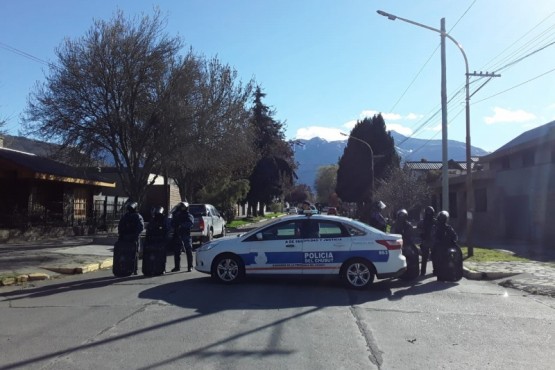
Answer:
[195,214,407,289]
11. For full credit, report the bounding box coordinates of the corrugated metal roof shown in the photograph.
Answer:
[404,162,443,170]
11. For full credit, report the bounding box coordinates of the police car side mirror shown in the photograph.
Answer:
[256,232,263,241]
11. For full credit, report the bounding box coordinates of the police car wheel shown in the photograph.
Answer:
[212,254,243,283]
[341,258,375,289]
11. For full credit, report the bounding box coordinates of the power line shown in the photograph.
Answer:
[473,66,555,104]
[0,41,51,66]
[387,0,477,113]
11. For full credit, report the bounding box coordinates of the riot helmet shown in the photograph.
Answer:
[176,201,189,211]
[437,210,449,224]
[125,200,138,212]
[374,201,386,211]
[424,206,435,217]
[396,209,408,221]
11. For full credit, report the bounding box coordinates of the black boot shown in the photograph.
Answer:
[172,253,180,272]
[186,250,193,272]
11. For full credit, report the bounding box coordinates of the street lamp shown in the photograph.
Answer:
[340,132,374,195]
[377,10,474,255]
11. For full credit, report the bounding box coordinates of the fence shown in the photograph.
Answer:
[0,198,126,231]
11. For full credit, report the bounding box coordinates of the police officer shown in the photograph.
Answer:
[392,209,420,280]
[392,209,413,242]
[369,201,387,232]
[417,206,436,276]
[146,207,169,244]
[432,210,458,274]
[117,200,144,275]
[170,201,194,272]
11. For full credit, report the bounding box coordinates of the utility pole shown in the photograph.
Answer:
[440,18,449,213]
[464,70,500,257]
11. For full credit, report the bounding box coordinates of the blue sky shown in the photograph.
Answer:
[1,0,554,155]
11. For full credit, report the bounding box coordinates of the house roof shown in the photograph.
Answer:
[483,120,555,160]
[404,159,477,171]
[0,147,115,187]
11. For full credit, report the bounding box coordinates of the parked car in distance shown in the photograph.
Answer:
[287,207,299,215]
[326,207,338,215]
[188,204,226,244]
[195,213,407,289]
[298,205,318,215]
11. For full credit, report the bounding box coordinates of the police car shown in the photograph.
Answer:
[195,213,407,289]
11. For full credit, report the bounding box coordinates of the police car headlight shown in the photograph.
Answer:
[197,242,218,252]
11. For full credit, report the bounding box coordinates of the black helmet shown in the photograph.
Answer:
[154,206,164,215]
[125,201,138,212]
[177,201,189,210]
[437,210,449,224]
[374,201,386,210]
[397,209,408,221]
[424,206,435,217]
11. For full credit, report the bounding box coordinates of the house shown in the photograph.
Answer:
[465,120,555,244]
[88,167,182,223]
[0,145,115,238]
[403,159,478,220]
[408,121,555,248]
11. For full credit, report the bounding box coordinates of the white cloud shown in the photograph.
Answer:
[386,123,413,136]
[295,126,346,141]
[359,109,421,122]
[406,113,423,120]
[343,120,357,130]
[484,107,536,125]
[294,109,421,141]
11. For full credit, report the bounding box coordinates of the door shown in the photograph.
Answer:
[245,220,304,275]
[300,219,351,275]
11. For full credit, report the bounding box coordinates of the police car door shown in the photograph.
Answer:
[301,219,351,275]
[246,220,304,275]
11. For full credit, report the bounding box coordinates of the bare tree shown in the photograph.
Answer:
[373,167,431,220]
[167,55,255,201]
[23,9,182,204]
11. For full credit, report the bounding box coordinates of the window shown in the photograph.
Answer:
[474,188,487,212]
[257,221,299,240]
[74,188,88,222]
[522,151,535,167]
[317,221,346,238]
[501,157,510,170]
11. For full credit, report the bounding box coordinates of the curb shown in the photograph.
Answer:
[463,266,519,280]
[43,258,113,275]
[1,258,114,287]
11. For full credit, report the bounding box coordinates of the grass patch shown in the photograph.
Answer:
[460,246,531,262]
[227,213,283,229]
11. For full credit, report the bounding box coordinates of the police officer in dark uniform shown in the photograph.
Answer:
[117,200,144,275]
[392,209,413,242]
[432,210,458,274]
[146,207,169,244]
[170,201,194,272]
[369,201,387,232]
[417,206,436,276]
[392,209,420,280]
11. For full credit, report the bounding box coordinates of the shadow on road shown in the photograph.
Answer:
[138,274,455,312]
[0,274,141,301]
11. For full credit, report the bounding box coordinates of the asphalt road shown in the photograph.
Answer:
[1,266,554,370]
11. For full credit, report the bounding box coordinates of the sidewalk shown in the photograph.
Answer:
[0,235,554,298]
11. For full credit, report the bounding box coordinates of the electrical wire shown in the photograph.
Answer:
[387,0,477,114]
[473,66,555,104]
[0,41,51,66]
